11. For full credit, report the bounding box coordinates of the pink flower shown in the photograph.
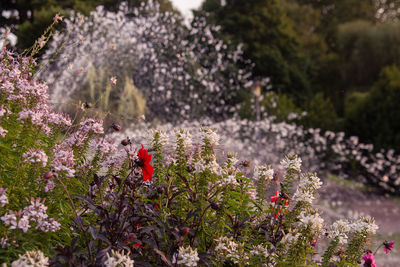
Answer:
[384,240,395,254]
[53,13,63,23]
[23,148,48,167]
[362,252,376,267]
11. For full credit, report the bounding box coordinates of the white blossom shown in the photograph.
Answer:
[11,250,49,267]
[172,246,200,267]
[104,250,134,267]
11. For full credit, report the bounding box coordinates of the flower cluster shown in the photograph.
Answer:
[292,173,322,204]
[104,250,134,267]
[0,187,8,207]
[328,219,351,244]
[22,148,48,167]
[1,198,60,233]
[172,246,200,267]
[117,116,400,194]
[11,250,49,267]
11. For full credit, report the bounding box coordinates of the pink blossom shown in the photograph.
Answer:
[362,252,376,267]
[0,188,8,207]
[384,240,395,254]
[0,105,6,117]
[90,138,117,154]
[53,13,63,23]
[0,126,7,138]
[52,144,75,177]
[22,148,48,167]
[80,118,104,134]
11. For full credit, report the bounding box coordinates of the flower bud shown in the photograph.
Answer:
[179,227,190,236]
[112,123,121,131]
[83,102,93,109]
[121,138,130,146]
[43,171,53,180]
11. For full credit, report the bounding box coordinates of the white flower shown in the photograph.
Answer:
[351,217,378,235]
[298,211,324,232]
[104,250,134,267]
[280,155,302,172]
[11,250,49,267]
[172,246,200,267]
[254,165,274,182]
[146,129,168,148]
[214,236,245,264]
[176,128,192,149]
[199,127,219,147]
[292,189,315,204]
[329,219,351,244]
[280,232,301,245]
[22,148,48,167]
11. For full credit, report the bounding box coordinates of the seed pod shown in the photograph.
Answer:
[43,171,53,180]
[240,160,250,168]
[121,138,130,146]
[112,123,121,131]
[179,227,190,236]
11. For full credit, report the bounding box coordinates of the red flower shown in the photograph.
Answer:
[270,191,289,218]
[137,145,153,182]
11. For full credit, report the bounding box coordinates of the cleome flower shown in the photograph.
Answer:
[172,246,200,267]
[104,250,134,267]
[328,219,351,245]
[22,148,48,167]
[253,164,274,182]
[280,154,302,172]
[11,250,49,267]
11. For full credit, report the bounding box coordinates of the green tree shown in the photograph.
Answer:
[302,92,339,131]
[201,0,313,102]
[0,0,176,50]
[345,65,400,151]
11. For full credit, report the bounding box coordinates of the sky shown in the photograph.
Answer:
[170,0,203,18]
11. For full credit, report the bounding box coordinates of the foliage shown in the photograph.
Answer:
[337,20,400,91]
[1,48,394,266]
[345,65,400,151]
[0,0,177,51]
[301,93,339,131]
[238,91,302,122]
[201,0,313,102]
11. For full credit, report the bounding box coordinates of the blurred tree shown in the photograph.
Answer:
[301,92,339,131]
[293,0,377,49]
[345,65,400,151]
[201,0,313,103]
[0,0,176,50]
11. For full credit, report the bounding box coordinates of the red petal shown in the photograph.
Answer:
[141,164,154,182]
[138,145,152,164]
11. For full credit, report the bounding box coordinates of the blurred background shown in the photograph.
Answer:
[2,0,400,152]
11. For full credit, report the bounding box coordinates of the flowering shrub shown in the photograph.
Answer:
[38,1,253,122]
[117,117,400,195]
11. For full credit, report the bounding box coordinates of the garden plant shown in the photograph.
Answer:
[0,40,396,266]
